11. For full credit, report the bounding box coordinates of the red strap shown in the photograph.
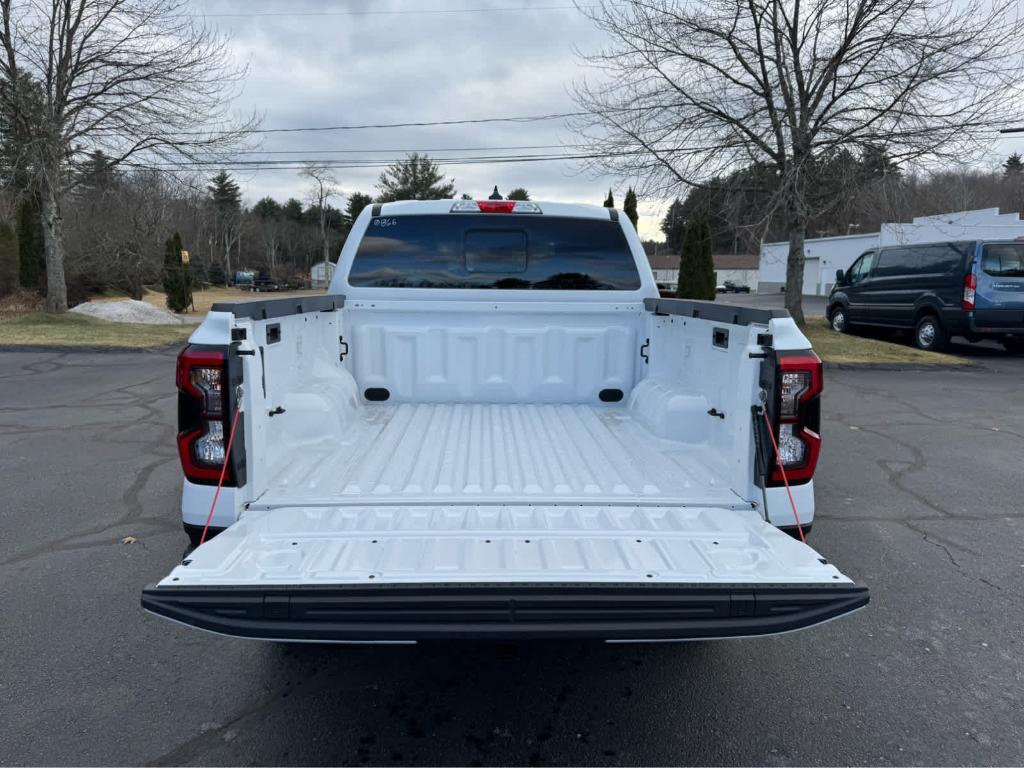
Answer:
[761,409,806,542]
[198,406,242,547]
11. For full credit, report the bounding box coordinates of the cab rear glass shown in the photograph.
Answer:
[348,215,642,290]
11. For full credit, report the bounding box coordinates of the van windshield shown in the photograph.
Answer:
[982,243,1024,277]
[348,215,642,290]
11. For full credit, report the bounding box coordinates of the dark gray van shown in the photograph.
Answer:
[826,240,1024,352]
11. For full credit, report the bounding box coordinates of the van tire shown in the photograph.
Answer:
[828,306,849,333]
[914,314,947,352]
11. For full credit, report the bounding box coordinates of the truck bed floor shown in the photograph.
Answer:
[256,403,739,508]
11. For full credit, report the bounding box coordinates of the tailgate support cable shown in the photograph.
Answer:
[198,399,243,547]
[754,402,806,542]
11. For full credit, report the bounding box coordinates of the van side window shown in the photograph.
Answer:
[849,251,876,283]
[873,248,912,277]
[982,243,1024,277]
[917,244,963,274]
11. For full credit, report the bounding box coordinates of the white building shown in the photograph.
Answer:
[310,260,336,289]
[758,208,1024,296]
[647,252,760,290]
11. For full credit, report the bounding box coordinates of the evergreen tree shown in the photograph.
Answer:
[344,192,374,224]
[507,187,530,201]
[77,149,117,191]
[660,198,686,253]
[376,153,456,201]
[623,187,639,230]
[252,197,282,220]
[208,171,241,285]
[603,188,615,207]
[676,211,716,300]
[1004,153,1023,177]
[0,219,19,297]
[16,196,45,291]
[162,233,192,312]
[282,198,304,221]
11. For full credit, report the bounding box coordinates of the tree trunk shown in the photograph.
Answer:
[320,211,329,265]
[784,198,807,325]
[222,231,232,286]
[40,181,68,312]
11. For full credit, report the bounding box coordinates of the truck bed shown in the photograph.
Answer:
[254,402,741,509]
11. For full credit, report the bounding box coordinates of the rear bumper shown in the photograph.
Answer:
[969,310,1024,336]
[141,582,868,642]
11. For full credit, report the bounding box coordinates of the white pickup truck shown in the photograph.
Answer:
[143,199,868,642]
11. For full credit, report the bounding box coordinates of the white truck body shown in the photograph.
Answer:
[143,200,866,642]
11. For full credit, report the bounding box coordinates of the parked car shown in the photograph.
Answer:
[827,240,1024,352]
[717,280,751,294]
[143,199,867,643]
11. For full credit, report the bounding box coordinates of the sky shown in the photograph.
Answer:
[190,0,1021,243]
[188,0,672,239]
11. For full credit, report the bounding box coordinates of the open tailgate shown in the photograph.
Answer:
[142,505,867,641]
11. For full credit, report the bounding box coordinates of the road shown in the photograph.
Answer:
[1,344,1023,766]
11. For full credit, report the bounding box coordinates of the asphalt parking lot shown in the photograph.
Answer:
[2,339,1023,766]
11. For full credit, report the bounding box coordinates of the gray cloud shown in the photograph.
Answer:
[190,0,672,237]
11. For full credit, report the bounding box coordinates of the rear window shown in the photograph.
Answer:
[348,215,642,290]
[981,243,1024,277]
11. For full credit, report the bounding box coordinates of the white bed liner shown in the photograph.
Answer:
[255,402,740,509]
[160,504,849,587]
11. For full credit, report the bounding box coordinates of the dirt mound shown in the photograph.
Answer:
[69,299,186,325]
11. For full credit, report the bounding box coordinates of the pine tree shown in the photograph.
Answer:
[660,198,686,253]
[162,233,192,313]
[675,211,716,300]
[344,192,374,225]
[376,153,456,201]
[507,187,530,201]
[603,188,615,207]
[623,187,639,230]
[1004,153,1023,177]
[0,220,19,297]
[16,196,45,291]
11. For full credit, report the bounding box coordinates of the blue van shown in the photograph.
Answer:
[827,240,1024,352]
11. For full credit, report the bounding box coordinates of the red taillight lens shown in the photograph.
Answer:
[962,273,977,310]
[476,200,517,213]
[770,351,822,485]
[176,347,233,484]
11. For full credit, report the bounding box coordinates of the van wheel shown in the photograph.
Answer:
[829,306,848,333]
[914,315,947,352]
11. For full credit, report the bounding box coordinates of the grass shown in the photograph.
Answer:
[0,311,194,348]
[801,318,967,365]
[0,285,324,348]
[92,285,325,321]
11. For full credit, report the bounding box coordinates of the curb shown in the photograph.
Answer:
[0,342,183,354]
[824,361,976,372]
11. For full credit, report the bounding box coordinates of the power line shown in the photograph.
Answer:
[126,150,641,172]
[191,3,610,17]
[235,144,571,154]
[238,111,588,134]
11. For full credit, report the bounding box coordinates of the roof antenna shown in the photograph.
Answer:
[488,186,503,200]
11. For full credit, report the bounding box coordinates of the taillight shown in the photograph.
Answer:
[176,346,237,485]
[962,273,976,310]
[770,351,822,486]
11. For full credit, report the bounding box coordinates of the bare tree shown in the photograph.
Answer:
[572,0,1024,322]
[302,162,338,267]
[0,0,257,311]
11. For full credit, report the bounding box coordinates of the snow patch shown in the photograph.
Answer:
[70,299,186,325]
